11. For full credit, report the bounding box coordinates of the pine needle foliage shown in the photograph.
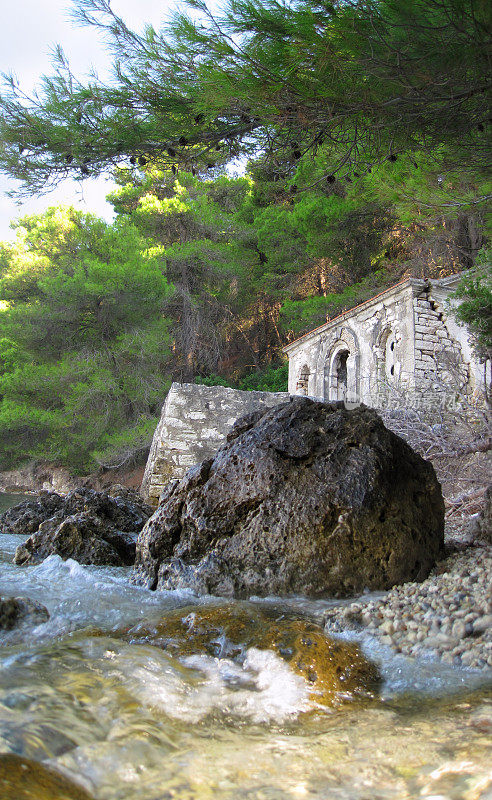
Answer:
[0,0,489,196]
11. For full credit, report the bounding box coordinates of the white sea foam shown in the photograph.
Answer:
[113,643,310,723]
[0,551,201,644]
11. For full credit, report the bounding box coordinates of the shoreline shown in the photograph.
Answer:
[323,534,492,671]
[2,490,490,671]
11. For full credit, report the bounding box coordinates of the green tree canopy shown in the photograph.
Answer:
[0,0,489,196]
[0,207,173,470]
[452,268,492,361]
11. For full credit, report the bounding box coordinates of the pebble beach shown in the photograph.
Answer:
[323,536,492,670]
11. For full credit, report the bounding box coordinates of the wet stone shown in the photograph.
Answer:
[118,602,381,708]
[0,754,94,800]
[0,596,49,631]
[4,487,153,567]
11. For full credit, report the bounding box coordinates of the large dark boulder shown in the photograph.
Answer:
[3,487,153,567]
[132,398,444,598]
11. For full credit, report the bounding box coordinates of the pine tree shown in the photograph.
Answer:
[0,0,489,196]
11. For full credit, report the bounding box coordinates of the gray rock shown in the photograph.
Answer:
[132,398,444,598]
[0,596,49,630]
[14,513,136,567]
[0,491,64,536]
[472,615,492,636]
[451,619,467,639]
[5,487,152,567]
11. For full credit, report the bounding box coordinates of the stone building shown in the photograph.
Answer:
[283,273,488,407]
[141,272,488,503]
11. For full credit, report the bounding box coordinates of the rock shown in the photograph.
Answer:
[3,487,152,567]
[0,596,49,630]
[0,754,94,800]
[0,492,64,536]
[107,484,153,517]
[451,619,467,639]
[472,615,492,636]
[0,462,79,495]
[132,398,444,598]
[380,620,395,635]
[323,545,492,669]
[120,603,381,707]
[14,514,136,567]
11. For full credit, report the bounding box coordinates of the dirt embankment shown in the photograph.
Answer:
[0,462,145,496]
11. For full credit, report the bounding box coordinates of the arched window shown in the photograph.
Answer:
[295,364,310,396]
[333,349,349,400]
[380,328,401,384]
[322,329,360,403]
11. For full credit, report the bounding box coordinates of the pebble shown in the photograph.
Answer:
[473,615,492,635]
[323,544,492,670]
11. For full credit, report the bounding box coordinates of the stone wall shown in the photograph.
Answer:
[141,383,289,504]
[284,279,417,405]
[412,282,469,396]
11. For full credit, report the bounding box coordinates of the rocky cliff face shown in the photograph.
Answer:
[0,462,146,496]
[132,397,445,598]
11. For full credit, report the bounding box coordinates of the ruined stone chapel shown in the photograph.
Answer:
[283,272,487,407]
[141,271,488,504]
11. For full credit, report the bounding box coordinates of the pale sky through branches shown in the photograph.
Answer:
[0,0,188,240]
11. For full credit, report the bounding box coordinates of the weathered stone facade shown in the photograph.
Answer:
[141,383,289,504]
[284,273,488,407]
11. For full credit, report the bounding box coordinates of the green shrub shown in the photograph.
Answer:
[239,363,288,393]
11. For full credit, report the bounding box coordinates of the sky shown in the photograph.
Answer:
[0,0,185,241]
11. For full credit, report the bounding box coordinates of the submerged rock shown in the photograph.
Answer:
[121,603,381,706]
[4,487,153,567]
[132,398,444,598]
[0,596,49,631]
[0,754,94,800]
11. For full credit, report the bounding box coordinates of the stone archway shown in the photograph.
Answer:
[331,348,349,400]
[321,327,360,402]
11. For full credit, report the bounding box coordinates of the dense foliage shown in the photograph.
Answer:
[453,269,492,360]
[0,208,172,470]
[0,0,489,195]
[0,0,489,473]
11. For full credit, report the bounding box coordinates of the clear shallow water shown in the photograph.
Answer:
[0,531,491,799]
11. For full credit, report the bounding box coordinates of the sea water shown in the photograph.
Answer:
[0,525,491,799]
